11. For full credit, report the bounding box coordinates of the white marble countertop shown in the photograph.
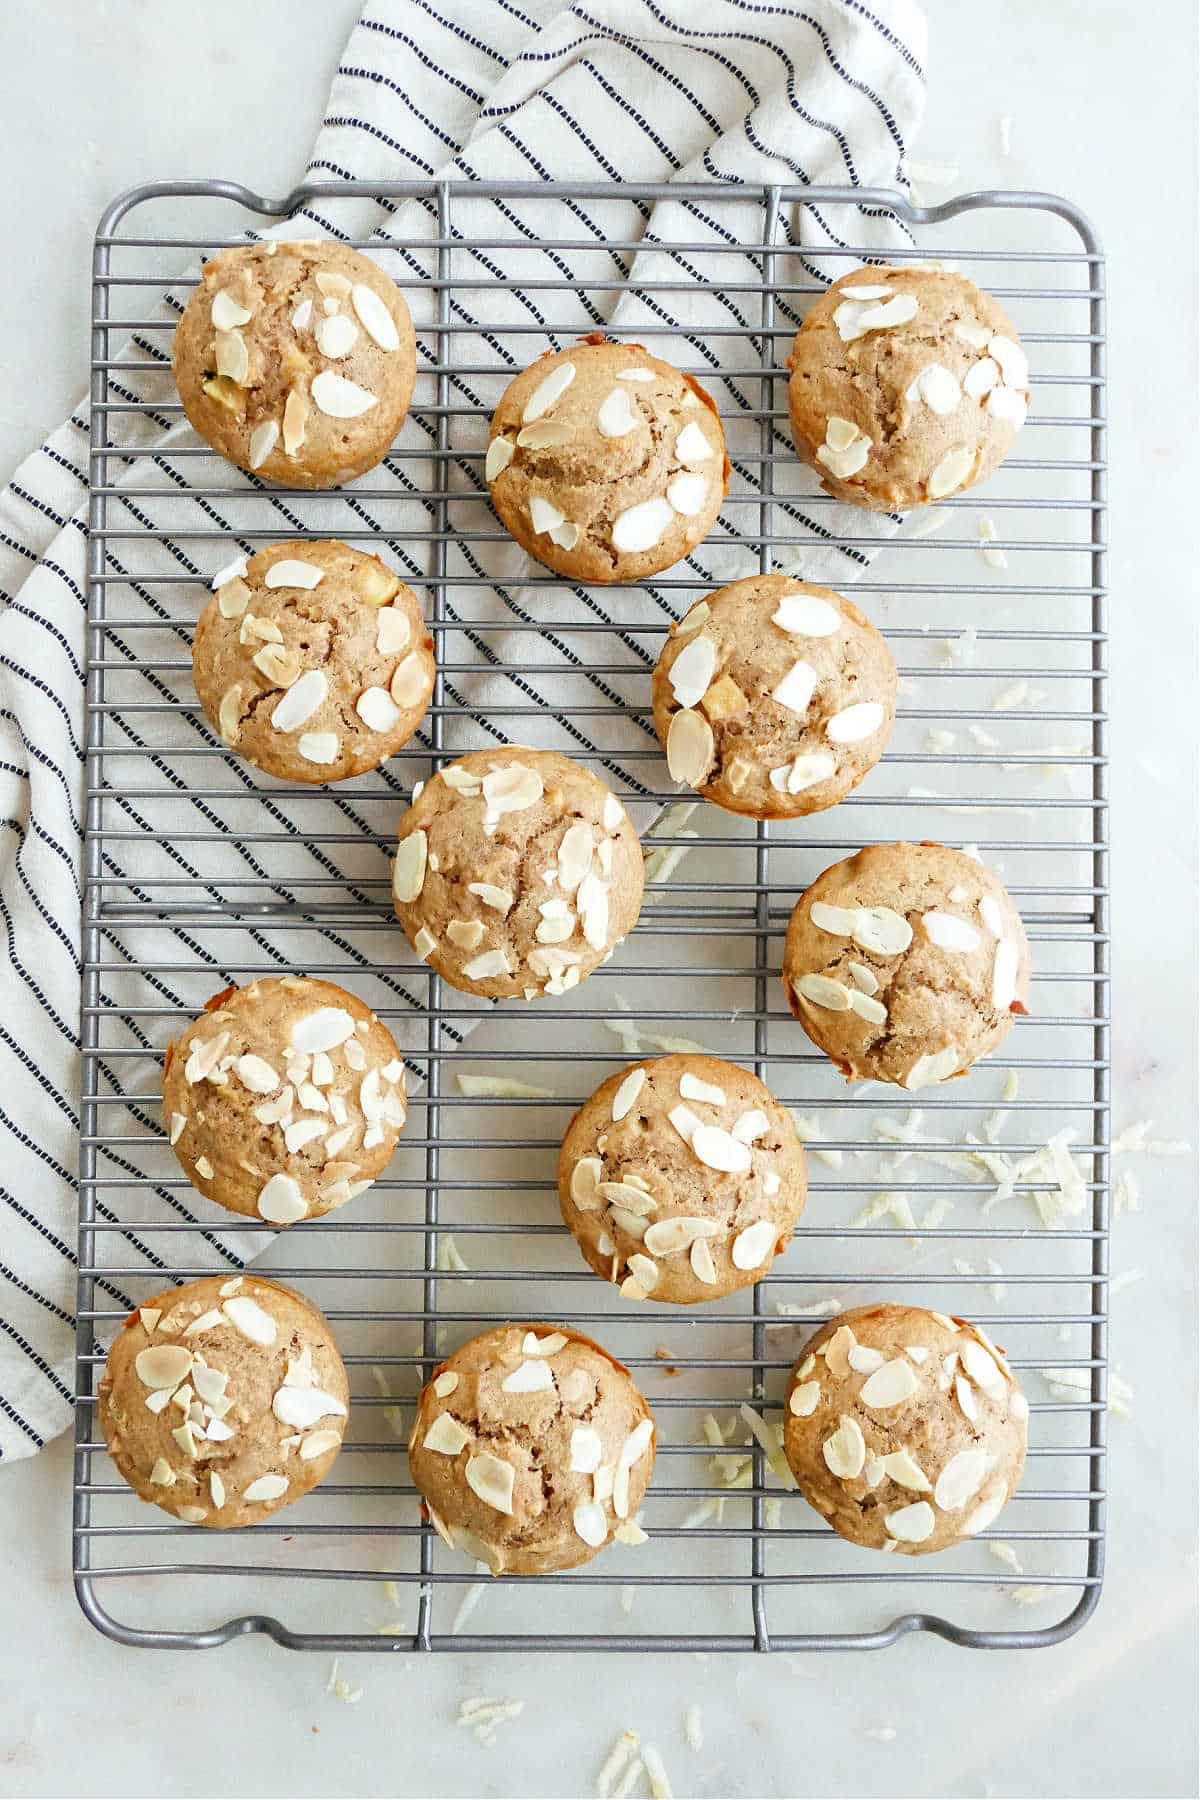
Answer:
[0,2,1195,1796]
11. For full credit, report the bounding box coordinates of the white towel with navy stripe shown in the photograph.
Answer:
[0,0,926,1458]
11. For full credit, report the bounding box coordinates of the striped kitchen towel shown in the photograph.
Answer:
[0,0,926,1458]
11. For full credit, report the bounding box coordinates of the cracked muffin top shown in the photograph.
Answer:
[391,747,644,1000]
[651,575,897,820]
[485,336,729,583]
[407,1323,656,1574]
[558,1054,807,1306]
[173,240,416,488]
[162,976,407,1224]
[98,1274,349,1529]
[784,1303,1028,1555]
[781,841,1031,1089]
[787,265,1031,512]
[193,539,434,784]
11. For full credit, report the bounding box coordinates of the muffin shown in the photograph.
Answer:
[407,1323,655,1573]
[173,239,416,487]
[486,336,729,581]
[783,1303,1029,1553]
[652,575,896,818]
[781,842,1030,1088]
[787,265,1031,510]
[392,747,644,999]
[97,1274,348,1527]
[195,539,434,783]
[558,1054,807,1303]
[162,976,407,1223]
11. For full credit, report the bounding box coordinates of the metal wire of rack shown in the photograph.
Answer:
[74,178,1108,1654]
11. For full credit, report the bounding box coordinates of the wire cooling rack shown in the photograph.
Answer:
[75,178,1108,1653]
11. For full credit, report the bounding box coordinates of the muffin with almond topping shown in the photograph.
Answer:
[558,1054,807,1304]
[783,1302,1028,1554]
[392,747,643,999]
[652,574,896,818]
[98,1274,348,1529]
[193,538,434,785]
[162,976,407,1223]
[787,265,1031,510]
[781,842,1031,1089]
[486,336,729,582]
[408,1323,655,1574]
[173,240,415,487]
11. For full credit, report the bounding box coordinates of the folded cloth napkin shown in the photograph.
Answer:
[0,0,926,1460]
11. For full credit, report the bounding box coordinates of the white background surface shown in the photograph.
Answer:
[0,2,1196,1796]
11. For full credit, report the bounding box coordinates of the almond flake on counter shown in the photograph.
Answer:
[853,1190,917,1230]
[643,1744,674,1799]
[1114,1171,1139,1215]
[989,1541,1024,1575]
[925,726,957,753]
[938,626,978,667]
[457,1695,525,1745]
[774,1296,842,1320]
[436,1233,473,1282]
[789,1111,843,1168]
[325,1657,363,1704]
[370,1364,405,1439]
[613,1759,646,1800]
[977,516,1008,569]
[684,1704,704,1751]
[451,1563,492,1634]
[986,1257,1007,1301]
[1108,1268,1144,1299]
[1010,1585,1055,1607]
[998,114,1014,155]
[596,1729,641,1798]
[642,801,700,904]
[862,1725,898,1744]
[738,1403,798,1490]
[907,506,948,539]
[454,1072,557,1098]
[1112,1118,1191,1157]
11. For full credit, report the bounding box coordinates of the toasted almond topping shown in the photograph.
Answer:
[523,361,576,422]
[465,1452,516,1514]
[822,1414,866,1478]
[311,370,377,418]
[884,1499,936,1543]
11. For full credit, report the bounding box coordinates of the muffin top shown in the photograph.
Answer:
[392,748,644,1000]
[787,264,1030,511]
[408,1323,655,1574]
[783,1303,1029,1554]
[782,841,1031,1088]
[652,575,897,818]
[195,539,434,783]
[97,1275,349,1528]
[163,976,406,1223]
[486,337,729,582]
[173,240,416,488]
[558,1054,807,1304]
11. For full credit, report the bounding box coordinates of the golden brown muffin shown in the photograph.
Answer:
[652,575,896,818]
[486,336,729,582]
[781,842,1030,1088]
[408,1323,655,1574]
[558,1054,807,1304]
[195,539,434,783]
[173,240,415,487]
[787,265,1031,510]
[162,977,407,1223]
[783,1303,1028,1554]
[392,748,644,999]
[98,1275,349,1528]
